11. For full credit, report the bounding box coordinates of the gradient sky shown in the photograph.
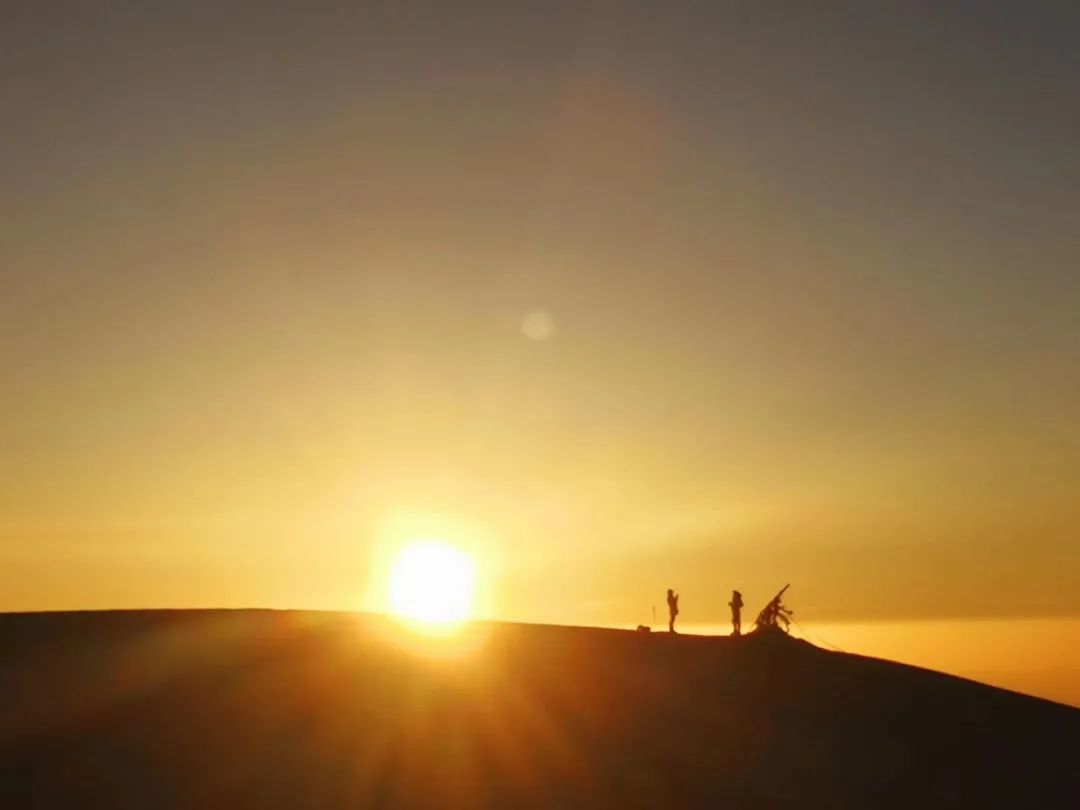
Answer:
[3,2,1079,646]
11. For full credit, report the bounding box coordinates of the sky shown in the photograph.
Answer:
[2,2,1079,697]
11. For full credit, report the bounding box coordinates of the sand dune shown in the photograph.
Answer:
[1,610,1077,808]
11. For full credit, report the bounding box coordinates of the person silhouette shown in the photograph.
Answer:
[666,588,679,633]
[729,589,744,636]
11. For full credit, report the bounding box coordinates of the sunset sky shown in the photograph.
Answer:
[3,3,1079,700]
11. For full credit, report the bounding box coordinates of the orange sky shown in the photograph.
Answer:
[2,3,1079,703]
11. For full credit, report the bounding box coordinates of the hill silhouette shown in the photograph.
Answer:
[1,610,1077,809]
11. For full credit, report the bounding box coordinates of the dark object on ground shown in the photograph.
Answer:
[635,624,651,633]
[1,610,1077,809]
[754,584,794,635]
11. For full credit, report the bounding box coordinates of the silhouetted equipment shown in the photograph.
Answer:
[636,625,652,633]
[754,584,793,634]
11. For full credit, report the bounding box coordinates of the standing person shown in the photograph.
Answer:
[729,590,744,636]
[666,588,679,633]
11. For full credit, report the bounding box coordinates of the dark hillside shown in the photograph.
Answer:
[1,610,1077,808]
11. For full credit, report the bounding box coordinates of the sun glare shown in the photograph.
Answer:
[387,541,477,626]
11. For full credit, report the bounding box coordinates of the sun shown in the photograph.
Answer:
[387,541,476,625]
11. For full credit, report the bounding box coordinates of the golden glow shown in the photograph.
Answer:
[387,541,476,625]
[4,4,1080,710]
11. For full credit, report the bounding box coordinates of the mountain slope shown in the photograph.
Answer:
[1,610,1076,808]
